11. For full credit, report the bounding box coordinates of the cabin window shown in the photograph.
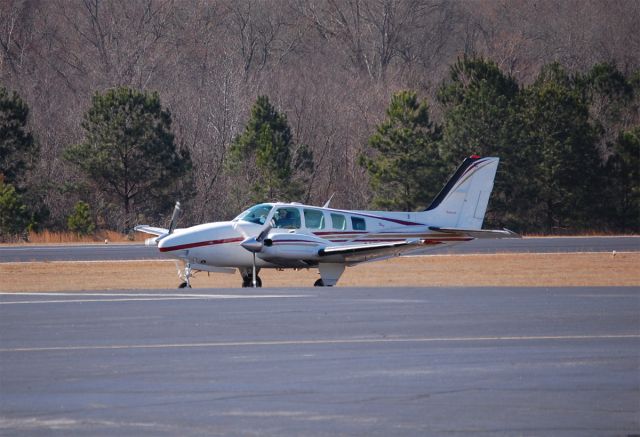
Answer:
[273,207,301,229]
[351,216,366,230]
[331,213,347,230]
[304,209,325,230]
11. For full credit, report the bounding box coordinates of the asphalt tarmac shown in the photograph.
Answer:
[1,286,638,436]
[1,236,639,262]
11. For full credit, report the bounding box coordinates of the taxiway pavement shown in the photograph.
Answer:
[0,236,639,263]
[1,286,638,435]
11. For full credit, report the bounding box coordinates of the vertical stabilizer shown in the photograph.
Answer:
[423,156,499,229]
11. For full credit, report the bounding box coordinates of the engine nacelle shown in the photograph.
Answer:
[258,233,325,260]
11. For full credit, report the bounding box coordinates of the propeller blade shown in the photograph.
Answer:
[256,223,272,242]
[168,201,182,234]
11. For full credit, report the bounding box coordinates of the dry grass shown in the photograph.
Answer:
[2,230,146,245]
[0,252,637,292]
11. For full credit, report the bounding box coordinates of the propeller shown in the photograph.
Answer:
[154,201,182,243]
[239,222,273,287]
[168,201,182,235]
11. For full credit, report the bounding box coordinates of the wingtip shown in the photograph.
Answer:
[503,228,522,238]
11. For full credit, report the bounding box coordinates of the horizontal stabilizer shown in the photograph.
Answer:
[429,226,521,239]
[134,225,169,237]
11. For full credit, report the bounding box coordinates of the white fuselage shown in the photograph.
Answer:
[156,203,471,270]
[138,157,514,287]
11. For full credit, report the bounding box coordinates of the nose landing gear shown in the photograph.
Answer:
[177,262,192,288]
[242,275,262,287]
[240,268,262,288]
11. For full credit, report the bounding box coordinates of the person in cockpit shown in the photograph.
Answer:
[274,209,298,228]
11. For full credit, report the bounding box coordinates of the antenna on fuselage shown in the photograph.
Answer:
[322,193,335,209]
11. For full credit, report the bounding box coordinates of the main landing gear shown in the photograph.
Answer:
[314,263,344,287]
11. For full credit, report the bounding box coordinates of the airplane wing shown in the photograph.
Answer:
[428,226,521,239]
[134,225,169,237]
[318,239,423,264]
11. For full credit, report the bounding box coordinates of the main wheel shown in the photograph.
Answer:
[314,279,325,287]
[178,282,191,289]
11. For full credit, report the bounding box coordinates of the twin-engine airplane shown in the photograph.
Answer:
[136,156,519,288]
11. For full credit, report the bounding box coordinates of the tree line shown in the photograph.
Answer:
[1,56,637,239]
[364,59,639,233]
[0,1,638,239]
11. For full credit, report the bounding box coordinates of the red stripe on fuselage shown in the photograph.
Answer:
[313,231,368,236]
[159,237,244,252]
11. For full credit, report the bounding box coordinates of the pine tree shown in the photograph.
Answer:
[67,201,96,236]
[437,56,520,162]
[437,58,523,228]
[0,177,29,241]
[360,90,443,211]
[64,87,191,231]
[0,86,36,187]
[520,63,602,233]
[227,96,312,204]
[0,87,44,235]
[602,127,640,232]
[581,64,639,231]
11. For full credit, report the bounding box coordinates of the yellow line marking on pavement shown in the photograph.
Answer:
[0,292,312,304]
[2,334,638,353]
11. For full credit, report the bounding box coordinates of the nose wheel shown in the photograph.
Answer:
[242,276,262,287]
[177,262,193,289]
[240,268,262,287]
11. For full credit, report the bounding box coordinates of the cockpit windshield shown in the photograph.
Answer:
[233,204,273,225]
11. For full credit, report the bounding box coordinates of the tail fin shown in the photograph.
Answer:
[423,156,499,230]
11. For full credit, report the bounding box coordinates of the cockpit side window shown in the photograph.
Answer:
[273,207,301,229]
[235,204,273,225]
[304,209,325,230]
